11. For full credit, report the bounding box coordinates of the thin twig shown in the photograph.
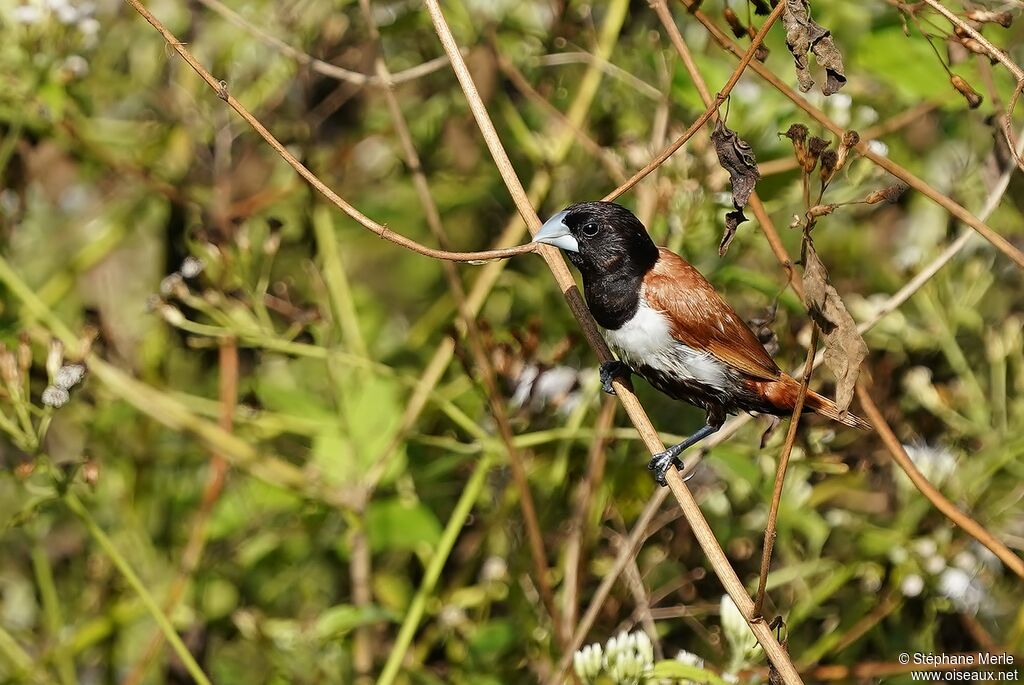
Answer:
[615,531,664,660]
[918,0,1024,81]
[652,0,803,301]
[680,0,1024,270]
[375,455,494,685]
[534,52,664,100]
[855,381,1024,579]
[195,0,453,86]
[494,49,628,184]
[604,0,787,202]
[120,340,238,685]
[122,0,535,264]
[423,3,803,683]
[561,397,616,640]
[64,493,213,685]
[753,327,819,618]
[362,2,629,490]
[355,0,567,656]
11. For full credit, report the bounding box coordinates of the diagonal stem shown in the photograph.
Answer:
[424,2,803,683]
[753,327,819,618]
[679,0,1024,271]
[356,0,568,656]
[855,382,1024,579]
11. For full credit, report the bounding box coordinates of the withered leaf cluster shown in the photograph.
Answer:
[801,244,867,413]
[712,120,760,256]
[782,0,847,95]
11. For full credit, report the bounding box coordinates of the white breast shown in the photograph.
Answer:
[602,300,730,389]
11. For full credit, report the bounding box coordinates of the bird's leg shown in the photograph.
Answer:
[599,360,631,395]
[648,423,721,486]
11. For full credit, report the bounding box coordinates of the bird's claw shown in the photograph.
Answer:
[647,449,683,487]
[599,360,630,395]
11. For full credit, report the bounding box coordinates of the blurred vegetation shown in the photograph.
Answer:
[1,0,1023,683]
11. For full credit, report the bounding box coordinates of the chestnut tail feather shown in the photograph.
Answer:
[803,388,872,430]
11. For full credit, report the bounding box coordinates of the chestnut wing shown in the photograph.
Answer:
[643,249,782,382]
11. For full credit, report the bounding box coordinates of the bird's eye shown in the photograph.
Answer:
[581,222,599,237]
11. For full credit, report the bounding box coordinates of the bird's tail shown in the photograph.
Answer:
[803,388,871,430]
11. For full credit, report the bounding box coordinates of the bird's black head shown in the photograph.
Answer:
[534,201,659,278]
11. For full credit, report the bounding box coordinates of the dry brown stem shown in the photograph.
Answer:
[753,327,818,618]
[123,0,534,265]
[604,0,787,202]
[855,381,1024,579]
[680,0,1024,270]
[424,1,803,681]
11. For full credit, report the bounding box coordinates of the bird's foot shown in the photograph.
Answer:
[599,360,630,395]
[647,448,683,487]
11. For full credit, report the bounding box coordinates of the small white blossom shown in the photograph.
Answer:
[41,386,70,408]
[61,54,88,78]
[573,642,603,682]
[867,140,888,157]
[721,595,762,673]
[54,363,86,389]
[901,574,924,597]
[938,568,985,614]
[924,554,947,575]
[675,650,704,668]
[13,4,43,24]
[179,256,204,278]
[904,443,957,486]
[480,556,507,583]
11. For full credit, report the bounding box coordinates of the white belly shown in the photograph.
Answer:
[602,300,729,389]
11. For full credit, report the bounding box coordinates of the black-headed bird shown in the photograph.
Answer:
[534,201,868,485]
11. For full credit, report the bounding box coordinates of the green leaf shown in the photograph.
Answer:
[366,498,442,553]
[314,604,392,641]
[649,660,732,685]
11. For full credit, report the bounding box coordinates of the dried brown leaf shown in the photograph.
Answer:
[746,26,771,61]
[806,202,837,219]
[863,183,907,205]
[801,245,867,413]
[724,8,747,38]
[712,120,760,255]
[782,0,847,95]
[966,9,1012,28]
[950,74,983,109]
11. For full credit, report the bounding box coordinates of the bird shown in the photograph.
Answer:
[533,201,869,486]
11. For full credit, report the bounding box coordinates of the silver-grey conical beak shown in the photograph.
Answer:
[533,210,579,253]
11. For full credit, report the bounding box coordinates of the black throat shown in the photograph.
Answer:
[571,249,657,330]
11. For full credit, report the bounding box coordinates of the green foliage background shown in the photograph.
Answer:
[1,0,1022,683]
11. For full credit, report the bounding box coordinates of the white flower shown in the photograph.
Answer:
[675,650,704,669]
[41,386,70,408]
[480,556,507,583]
[720,595,761,672]
[603,630,653,685]
[13,4,43,24]
[938,568,985,614]
[573,642,603,682]
[867,140,888,157]
[901,574,924,597]
[924,554,947,575]
[904,443,958,486]
[55,363,86,389]
[61,54,89,78]
[179,256,204,278]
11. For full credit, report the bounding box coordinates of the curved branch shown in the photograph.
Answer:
[856,382,1024,579]
[680,0,1024,271]
[195,0,453,86]
[122,0,536,264]
[423,2,803,684]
